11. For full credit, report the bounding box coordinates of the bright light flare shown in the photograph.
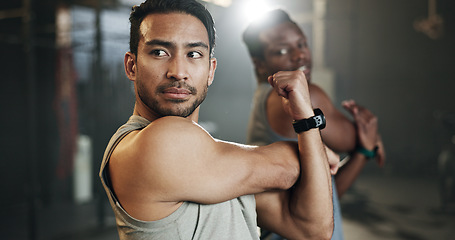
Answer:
[242,0,273,25]
[200,0,232,8]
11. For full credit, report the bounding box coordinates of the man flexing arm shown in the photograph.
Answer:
[102,1,334,239]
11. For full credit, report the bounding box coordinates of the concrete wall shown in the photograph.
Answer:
[325,0,455,175]
[200,0,455,177]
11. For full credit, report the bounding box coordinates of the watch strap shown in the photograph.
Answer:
[292,108,326,133]
[356,145,379,159]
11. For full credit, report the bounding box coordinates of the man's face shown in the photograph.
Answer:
[130,12,216,118]
[257,22,312,82]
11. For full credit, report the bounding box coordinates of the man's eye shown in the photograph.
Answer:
[298,42,308,49]
[278,49,288,55]
[188,51,203,58]
[151,50,167,57]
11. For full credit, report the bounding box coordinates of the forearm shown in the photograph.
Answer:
[265,71,333,239]
[335,100,383,197]
[334,152,368,197]
[289,129,333,239]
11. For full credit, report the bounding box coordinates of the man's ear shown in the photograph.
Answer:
[207,57,217,86]
[124,52,137,81]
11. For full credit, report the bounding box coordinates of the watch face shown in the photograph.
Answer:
[313,108,326,130]
[314,115,324,128]
[292,108,326,133]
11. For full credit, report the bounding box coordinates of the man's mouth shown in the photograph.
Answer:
[157,81,197,101]
[164,88,191,94]
[299,65,310,75]
[298,65,311,81]
[162,87,192,100]
[299,65,307,72]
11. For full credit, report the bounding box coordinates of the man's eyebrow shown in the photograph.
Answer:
[145,39,173,48]
[187,42,208,50]
[144,40,208,50]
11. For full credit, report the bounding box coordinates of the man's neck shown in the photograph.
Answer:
[132,104,200,123]
[256,72,269,84]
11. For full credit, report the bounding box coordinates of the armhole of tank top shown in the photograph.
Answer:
[103,127,138,205]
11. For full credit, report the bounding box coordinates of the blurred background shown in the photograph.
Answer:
[1,0,454,239]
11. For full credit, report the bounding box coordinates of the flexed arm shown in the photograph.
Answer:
[109,115,304,222]
[256,70,333,240]
[334,100,386,196]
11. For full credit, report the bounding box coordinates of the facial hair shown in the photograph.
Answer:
[137,79,208,118]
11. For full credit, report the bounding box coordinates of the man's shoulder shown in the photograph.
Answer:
[143,116,209,141]
[113,116,208,163]
[110,115,214,187]
[309,83,328,97]
[108,116,213,220]
[129,116,206,150]
[309,83,334,110]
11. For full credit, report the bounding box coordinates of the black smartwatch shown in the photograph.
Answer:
[292,108,326,133]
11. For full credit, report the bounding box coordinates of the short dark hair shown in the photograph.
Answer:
[242,9,295,60]
[129,0,216,57]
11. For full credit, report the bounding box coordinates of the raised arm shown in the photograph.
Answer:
[334,100,386,196]
[256,70,333,240]
[267,83,357,153]
[108,116,302,221]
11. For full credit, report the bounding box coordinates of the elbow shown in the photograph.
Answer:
[319,215,334,240]
[314,205,334,240]
[320,220,334,240]
[277,161,299,190]
[291,213,334,240]
[302,219,334,240]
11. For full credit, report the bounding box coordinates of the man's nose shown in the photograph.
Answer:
[291,47,305,62]
[167,56,189,80]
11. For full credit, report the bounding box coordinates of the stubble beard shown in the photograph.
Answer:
[137,80,208,118]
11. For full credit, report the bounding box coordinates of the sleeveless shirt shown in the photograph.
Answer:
[246,83,345,240]
[100,115,259,240]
